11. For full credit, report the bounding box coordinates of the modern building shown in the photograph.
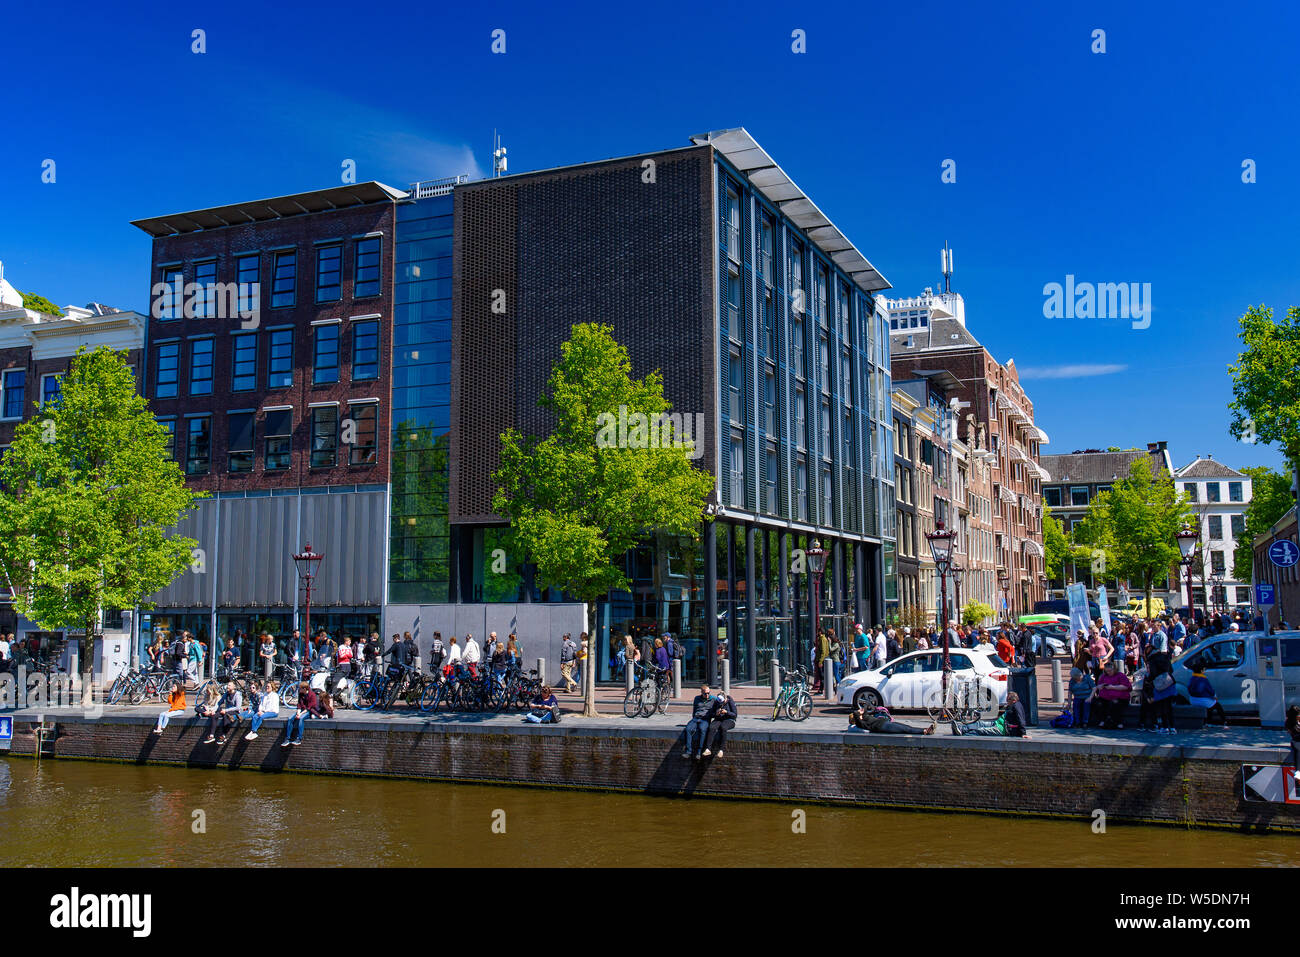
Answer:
[1253,510,1299,629]
[885,283,1049,618]
[1174,456,1253,611]
[128,128,898,683]
[890,388,920,617]
[1039,444,1173,599]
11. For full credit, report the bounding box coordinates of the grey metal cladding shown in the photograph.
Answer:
[296,490,385,606]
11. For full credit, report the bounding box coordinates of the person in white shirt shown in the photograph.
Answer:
[463,634,481,678]
[447,636,463,670]
[244,680,281,740]
[872,629,887,670]
[0,634,10,671]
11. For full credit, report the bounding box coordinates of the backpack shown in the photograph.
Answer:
[1050,710,1075,729]
[667,637,683,660]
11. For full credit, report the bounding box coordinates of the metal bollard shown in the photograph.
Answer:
[1051,658,1063,704]
[771,658,780,700]
[720,659,730,696]
[672,658,682,699]
[823,659,835,702]
[264,655,272,678]
[535,657,546,686]
[625,660,634,695]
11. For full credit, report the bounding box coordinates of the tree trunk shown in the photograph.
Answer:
[582,599,600,718]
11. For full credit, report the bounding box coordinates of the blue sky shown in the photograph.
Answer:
[2,0,1295,474]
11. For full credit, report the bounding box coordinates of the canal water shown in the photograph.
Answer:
[1,757,1296,867]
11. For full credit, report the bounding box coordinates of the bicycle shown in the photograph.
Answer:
[772,664,813,721]
[925,667,989,725]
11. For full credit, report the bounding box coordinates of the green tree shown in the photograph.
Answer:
[1043,507,1070,579]
[0,347,203,669]
[1228,304,1300,531]
[1231,466,1294,582]
[1072,457,1192,610]
[961,600,994,627]
[20,291,63,317]
[492,323,714,716]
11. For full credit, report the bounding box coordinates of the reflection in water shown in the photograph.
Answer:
[0,757,1295,867]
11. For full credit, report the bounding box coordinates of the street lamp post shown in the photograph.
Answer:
[1209,572,1224,614]
[926,520,956,705]
[1038,572,1048,604]
[807,539,827,672]
[952,564,964,628]
[1176,525,1198,625]
[292,544,324,669]
[998,568,1010,624]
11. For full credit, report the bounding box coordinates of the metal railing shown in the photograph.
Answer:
[408,174,468,199]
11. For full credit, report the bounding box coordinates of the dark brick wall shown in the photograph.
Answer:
[452,146,716,523]
[0,346,143,447]
[144,202,397,492]
[12,714,1300,831]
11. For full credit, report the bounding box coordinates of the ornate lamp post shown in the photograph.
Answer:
[292,544,324,668]
[1176,525,1198,624]
[952,564,965,628]
[998,568,1011,623]
[926,520,956,701]
[1209,572,1224,614]
[807,538,827,664]
[1038,572,1048,603]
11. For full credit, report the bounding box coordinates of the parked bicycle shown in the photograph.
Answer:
[622,662,672,717]
[772,664,813,721]
[924,666,988,725]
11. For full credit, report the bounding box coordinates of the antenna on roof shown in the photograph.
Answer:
[941,242,953,294]
[492,129,508,178]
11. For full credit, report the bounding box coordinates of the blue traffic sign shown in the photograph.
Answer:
[1269,540,1300,568]
[0,716,11,740]
[1257,583,1276,606]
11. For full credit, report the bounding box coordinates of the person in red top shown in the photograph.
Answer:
[1093,660,1132,729]
[995,634,1015,665]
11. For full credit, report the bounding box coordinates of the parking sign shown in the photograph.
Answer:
[1257,583,1276,607]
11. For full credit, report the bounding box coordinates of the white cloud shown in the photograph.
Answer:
[1017,363,1129,380]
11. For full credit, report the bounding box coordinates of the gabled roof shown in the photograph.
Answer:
[890,316,982,354]
[691,128,890,293]
[131,182,409,238]
[1040,449,1167,485]
[1175,457,1246,480]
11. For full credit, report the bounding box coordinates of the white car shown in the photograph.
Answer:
[836,648,1010,713]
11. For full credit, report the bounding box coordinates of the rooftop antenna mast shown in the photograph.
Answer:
[492,129,507,178]
[941,242,953,294]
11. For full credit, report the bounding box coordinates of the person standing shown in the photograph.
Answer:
[575,632,588,688]
[560,633,578,693]
[872,627,887,670]
[428,633,445,673]
[462,633,481,679]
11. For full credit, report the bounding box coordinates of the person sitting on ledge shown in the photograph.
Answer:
[683,683,713,759]
[152,679,188,734]
[282,681,316,747]
[202,681,242,745]
[848,703,934,735]
[952,691,1030,738]
[522,685,561,723]
[702,690,738,757]
[1094,660,1132,729]
[1187,667,1227,726]
[243,679,281,740]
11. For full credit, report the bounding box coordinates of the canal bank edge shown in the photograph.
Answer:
[6,710,1299,833]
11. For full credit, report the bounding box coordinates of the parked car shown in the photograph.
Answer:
[1166,631,1300,713]
[1018,617,1069,658]
[1034,598,1102,620]
[836,648,1009,714]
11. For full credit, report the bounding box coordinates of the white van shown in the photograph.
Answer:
[1171,631,1300,714]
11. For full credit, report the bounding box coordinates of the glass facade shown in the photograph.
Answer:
[389,195,453,603]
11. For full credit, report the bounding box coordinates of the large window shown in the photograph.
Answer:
[155,343,180,397]
[1185,482,1198,502]
[763,371,776,435]
[727,352,742,423]
[347,402,377,465]
[232,333,257,391]
[1229,481,1243,502]
[1070,486,1089,506]
[236,254,259,315]
[1208,515,1223,539]
[158,266,183,320]
[310,406,338,467]
[160,418,176,460]
[796,457,808,521]
[1230,513,1245,538]
[271,250,296,308]
[193,260,217,318]
[189,338,214,395]
[315,243,342,302]
[185,415,211,475]
[1043,486,1062,508]
[354,237,382,298]
[792,317,805,377]
[728,435,744,504]
[313,324,340,385]
[264,408,292,471]
[40,373,61,410]
[1206,482,1221,503]
[352,319,379,380]
[724,185,740,264]
[764,446,777,513]
[2,369,25,420]
[228,412,254,472]
[794,390,807,449]
[268,329,293,388]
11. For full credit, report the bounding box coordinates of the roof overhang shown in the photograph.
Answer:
[131,182,409,238]
[904,368,963,394]
[691,128,890,294]
[1036,426,1050,444]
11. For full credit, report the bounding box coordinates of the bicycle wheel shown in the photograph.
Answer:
[107,675,128,704]
[622,687,643,718]
[353,676,379,711]
[639,678,660,717]
[156,675,178,701]
[786,689,813,722]
[654,679,670,715]
[418,681,441,714]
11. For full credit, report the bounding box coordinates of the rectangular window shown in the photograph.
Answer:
[1070,486,1089,506]
[354,237,382,298]
[764,447,777,513]
[1228,481,1243,502]
[795,390,807,450]
[271,250,296,308]
[1185,483,1198,502]
[1231,513,1245,537]
[725,271,740,337]
[725,186,741,264]
[821,465,832,523]
[315,244,342,302]
[264,408,292,471]
[728,435,744,504]
[231,333,257,391]
[236,254,259,315]
[155,343,180,398]
[310,406,338,467]
[193,260,217,318]
[267,329,293,388]
[185,415,211,475]
[1206,482,1221,503]
[792,318,805,378]
[728,352,742,422]
[160,418,176,460]
[1211,551,1226,574]
[1208,515,1223,539]
[158,266,183,320]
[759,216,773,286]
[3,369,27,419]
[763,371,775,436]
[352,319,379,380]
[228,411,254,472]
[40,373,61,409]
[189,338,214,395]
[348,403,377,465]
[797,458,808,521]
[820,400,831,457]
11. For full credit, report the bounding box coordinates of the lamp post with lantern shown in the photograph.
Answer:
[292,544,324,668]
[1176,525,1198,625]
[952,564,965,628]
[925,520,956,706]
[998,568,1011,624]
[807,538,827,675]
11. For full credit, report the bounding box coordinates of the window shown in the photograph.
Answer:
[185,415,211,475]
[155,343,180,397]
[159,418,176,460]
[2,369,25,420]
[271,250,296,308]
[267,329,293,388]
[821,466,832,523]
[310,406,338,467]
[759,216,773,286]
[315,244,342,302]
[724,185,740,264]
[312,326,337,384]
[1231,513,1245,538]
[1206,482,1221,503]
[347,403,377,465]
[764,447,777,513]
[1211,551,1226,574]
[763,371,776,435]
[158,266,183,320]
[794,390,807,449]
[236,254,259,315]
[231,333,257,391]
[820,400,831,456]
[264,408,292,471]
[189,338,214,395]
[796,458,808,521]
[228,412,254,472]
[727,352,742,422]
[1070,486,1089,506]
[193,260,217,318]
[1043,486,1062,508]
[40,373,61,409]
[1185,483,1198,502]
[354,237,382,298]
[352,319,379,380]
[1208,515,1223,539]
[792,317,805,377]
[1229,481,1243,502]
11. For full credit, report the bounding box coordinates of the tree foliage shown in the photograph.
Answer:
[19,291,63,317]
[961,600,995,627]
[492,323,714,714]
[0,347,202,664]
[1231,465,1294,582]
[1228,305,1300,468]
[1043,507,1070,578]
